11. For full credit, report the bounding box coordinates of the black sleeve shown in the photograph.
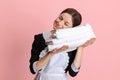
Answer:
[29,34,46,74]
[65,49,80,77]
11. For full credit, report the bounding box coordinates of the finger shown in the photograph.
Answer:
[89,38,96,45]
[50,30,56,34]
[62,45,69,49]
[61,45,69,51]
[55,45,69,53]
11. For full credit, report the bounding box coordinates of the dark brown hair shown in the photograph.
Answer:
[61,8,82,27]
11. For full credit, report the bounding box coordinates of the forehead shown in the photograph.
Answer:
[60,13,72,22]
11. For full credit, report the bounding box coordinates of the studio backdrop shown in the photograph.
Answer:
[0,0,120,80]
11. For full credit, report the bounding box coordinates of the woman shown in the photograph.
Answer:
[29,8,96,80]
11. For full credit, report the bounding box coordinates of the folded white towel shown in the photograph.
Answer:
[50,30,95,45]
[47,33,94,51]
[43,23,96,52]
[53,24,95,39]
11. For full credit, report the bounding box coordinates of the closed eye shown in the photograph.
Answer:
[65,22,69,26]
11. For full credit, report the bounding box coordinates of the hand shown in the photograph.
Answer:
[81,38,96,48]
[49,45,69,55]
[50,30,56,34]
[50,30,56,38]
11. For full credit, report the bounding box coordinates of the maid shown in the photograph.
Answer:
[29,8,96,80]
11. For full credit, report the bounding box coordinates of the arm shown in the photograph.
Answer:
[35,51,54,71]
[68,38,96,77]
[29,34,47,74]
[73,47,83,69]
[36,45,69,70]
[29,34,69,74]
[73,38,96,68]
[29,34,55,73]
[67,48,83,77]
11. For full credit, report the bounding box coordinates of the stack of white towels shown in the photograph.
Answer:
[43,24,96,52]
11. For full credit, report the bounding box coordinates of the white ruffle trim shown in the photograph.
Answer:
[39,47,48,58]
[63,52,69,70]
[33,61,38,73]
[71,63,80,72]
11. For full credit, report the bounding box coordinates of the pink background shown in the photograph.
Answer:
[0,0,120,80]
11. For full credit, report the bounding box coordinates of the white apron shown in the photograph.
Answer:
[34,50,69,80]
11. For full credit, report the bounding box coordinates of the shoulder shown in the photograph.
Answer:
[32,33,47,49]
[33,33,46,43]
[34,33,43,40]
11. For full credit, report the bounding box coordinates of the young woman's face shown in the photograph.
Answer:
[53,13,73,30]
